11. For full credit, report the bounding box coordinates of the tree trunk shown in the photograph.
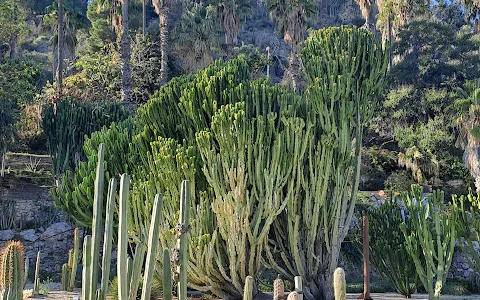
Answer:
[464,134,480,193]
[142,0,147,37]
[9,34,16,59]
[159,7,169,86]
[284,46,301,91]
[387,13,393,69]
[121,0,133,110]
[57,0,64,94]
[1,149,5,177]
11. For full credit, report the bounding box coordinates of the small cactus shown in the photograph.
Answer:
[273,276,284,300]
[33,251,40,295]
[333,268,346,300]
[243,276,254,300]
[287,291,301,300]
[0,241,25,300]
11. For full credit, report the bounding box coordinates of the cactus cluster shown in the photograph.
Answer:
[52,27,388,300]
[455,190,480,273]
[364,198,418,297]
[401,186,458,300]
[0,241,25,300]
[42,99,128,185]
[61,228,80,292]
[80,144,190,300]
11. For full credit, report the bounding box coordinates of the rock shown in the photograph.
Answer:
[0,229,14,241]
[20,229,38,242]
[42,222,72,239]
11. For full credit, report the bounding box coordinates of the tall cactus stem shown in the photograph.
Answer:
[99,178,117,300]
[177,180,190,300]
[117,173,130,300]
[69,227,80,291]
[162,248,172,300]
[140,194,164,300]
[33,251,40,295]
[89,143,105,299]
[82,235,92,300]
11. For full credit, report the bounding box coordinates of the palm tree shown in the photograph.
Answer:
[461,0,480,31]
[267,0,315,90]
[218,0,250,56]
[142,0,149,36]
[355,0,376,31]
[171,3,218,72]
[455,80,480,192]
[152,0,171,86]
[58,0,64,93]
[98,0,133,109]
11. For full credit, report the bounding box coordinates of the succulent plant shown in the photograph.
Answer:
[0,241,25,300]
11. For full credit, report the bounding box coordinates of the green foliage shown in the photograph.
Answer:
[401,186,458,300]
[0,59,41,153]
[364,199,419,297]
[86,0,115,53]
[41,98,128,182]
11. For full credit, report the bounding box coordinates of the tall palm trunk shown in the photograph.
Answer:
[142,0,147,37]
[9,35,16,59]
[1,146,5,177]
[159,7,169,86]
[464,133,480,192]
[57,0,64,93]
[121,0,133,110]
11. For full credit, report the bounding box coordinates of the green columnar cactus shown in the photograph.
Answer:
[400,186,458,300]
[33,251,40,295]
[98,178,116,300]
[333,268,346,300]
[79,144,169,300]
[69,228,79,291]
[455,190,480,273]
[364,198,418,297]
[117,173,129,300]
[41,99,128,184]
[263,26,389,300]
[243,276,254,300]
[23,256,28,288]
[88,143,106,299]
[0,241,25,300]
[176,180,190,300]
[162,249,172,300]
[61,228,80,292]
[82,235,92,300]
[61,263,69,291]
[140,194,164,300]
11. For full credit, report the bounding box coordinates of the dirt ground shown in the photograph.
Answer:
[21,287,480,300]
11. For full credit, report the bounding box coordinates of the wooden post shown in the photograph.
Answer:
[358,216,373,300]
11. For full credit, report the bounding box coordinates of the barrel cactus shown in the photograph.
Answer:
[0,241,25,300]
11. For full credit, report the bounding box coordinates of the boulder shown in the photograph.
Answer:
[20,229,38,242]
[0,229,14,241]
[42,222,72,239]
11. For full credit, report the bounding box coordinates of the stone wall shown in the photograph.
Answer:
[0,223,81,281]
